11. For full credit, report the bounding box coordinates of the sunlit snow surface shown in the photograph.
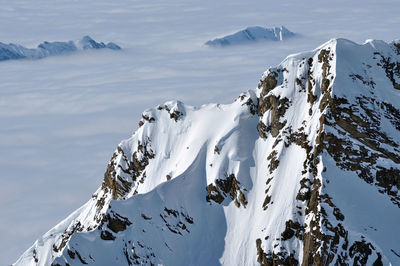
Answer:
[1,0,400,264]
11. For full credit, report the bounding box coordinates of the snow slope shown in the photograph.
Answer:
[205,26,295,47]
[15,38,400,265]
[3,1,400,264]
[0,36,120,61]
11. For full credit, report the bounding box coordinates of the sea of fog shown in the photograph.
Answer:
[1,0,400,264]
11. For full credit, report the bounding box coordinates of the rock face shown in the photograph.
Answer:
[0,36,120,61]
[15,38,400,266]
[205,26,295,47]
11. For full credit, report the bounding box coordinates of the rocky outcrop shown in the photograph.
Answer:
[15,38,400,266]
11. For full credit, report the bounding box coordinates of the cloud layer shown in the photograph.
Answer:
[1,0,400,264]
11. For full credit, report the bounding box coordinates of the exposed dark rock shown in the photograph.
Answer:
[52,222,83,252]
[102,139,155,200]
[100,230,115,241]
[214,145,220,154]
[296,77,306,92]
[142,114,155,123]
[74,250,88,264]
[106,212,132,233]
[159,207,193,235]
[266,150,279,174]
[376,53,400,90]
[32,249,39,263]
[141,214,152,220]
[281,220,304,241]
[296,178,311,201]
[206,174,247,207]
[262,195,271,210]
[375,167,400,196]
[319,95,400,206]
[381,101,400,131]
[349,74,376,89]
[206,183,224,204]
[164,105,184,122]
[256,238,299,265]
[245,98,257,115]
[257,121,270,139]
[349,240,373,265]
[258,94,289,138]
[67,249,75,259]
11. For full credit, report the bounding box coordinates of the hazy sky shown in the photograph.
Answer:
[1,0,400,264]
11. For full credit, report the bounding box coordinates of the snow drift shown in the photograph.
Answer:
[15,38,400,265]
[205,26,296,47]
[0,36,120,62]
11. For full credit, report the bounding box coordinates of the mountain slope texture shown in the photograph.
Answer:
[15,38,400,266]
[205,26,295,47]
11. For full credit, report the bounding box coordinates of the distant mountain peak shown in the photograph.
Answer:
[205,26,296,47]
[15,38,400,265]
[78,35,121,51]
[0,36,121,62]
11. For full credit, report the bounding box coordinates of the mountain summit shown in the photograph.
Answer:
[205,26,295,47]
[15,38,400,265]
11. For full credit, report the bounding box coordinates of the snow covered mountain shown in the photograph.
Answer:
[0,36,120,61]
[15,38,400,265]
[205,26,295,47]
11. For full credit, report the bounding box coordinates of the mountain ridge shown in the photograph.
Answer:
[205,26,296,47]
[0,36,120,62]
[15,38,400,265]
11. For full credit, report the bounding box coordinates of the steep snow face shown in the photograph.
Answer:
[15,38,400,265]
[205,26,295,47]
[0,36,120,61]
